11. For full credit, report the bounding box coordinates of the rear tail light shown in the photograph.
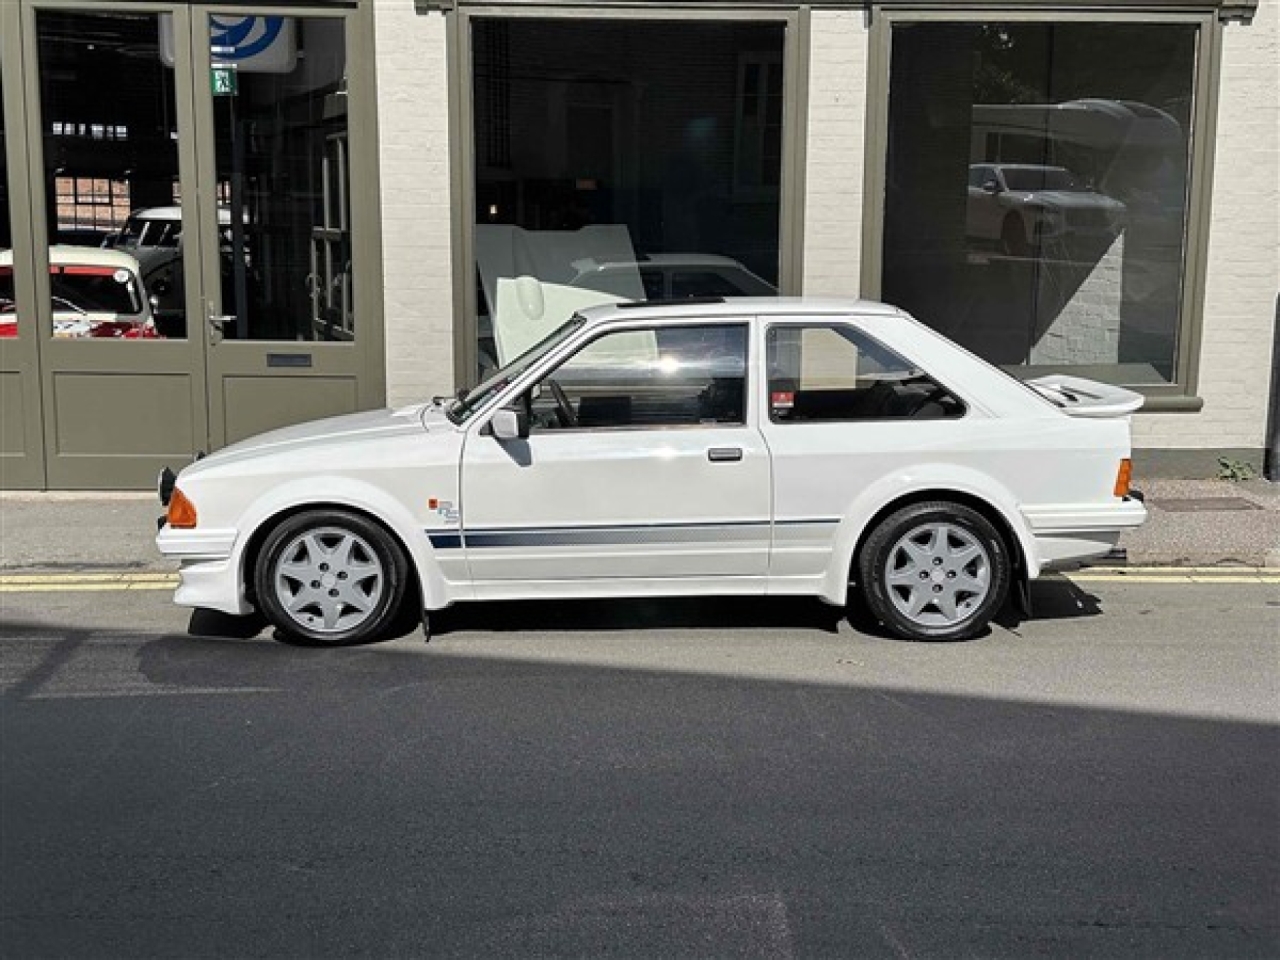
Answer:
[1114,458,1133,498]
[167,488,198,528]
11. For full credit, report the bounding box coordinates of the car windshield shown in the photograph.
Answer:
[1001,167,1087,192]
[50,266,143,315]
[447,313,589,424]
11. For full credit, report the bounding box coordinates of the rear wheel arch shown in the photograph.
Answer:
[848,488,1028,594]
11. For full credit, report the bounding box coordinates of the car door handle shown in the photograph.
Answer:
[707,447,743,463]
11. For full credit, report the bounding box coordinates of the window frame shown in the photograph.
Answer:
[449,4,807,390]
[525,319,753,435]
[860,5,1222,411]
[763,320,968,425]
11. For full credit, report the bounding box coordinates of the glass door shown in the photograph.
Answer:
[24,2,209,489]
[191,8,373,448]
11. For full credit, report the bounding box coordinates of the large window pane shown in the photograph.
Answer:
[881,22,1198,386]
[211,16,352,342]
[472,19,784,379]
[34,10,186,340]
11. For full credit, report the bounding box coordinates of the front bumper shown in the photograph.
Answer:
[156,525,252,615]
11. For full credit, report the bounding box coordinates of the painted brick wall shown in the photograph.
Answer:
[802,10,869,296]
[1133,6,1279,452]
[373,1,455,407]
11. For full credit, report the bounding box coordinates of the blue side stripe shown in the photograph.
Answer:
[426,518,839,551]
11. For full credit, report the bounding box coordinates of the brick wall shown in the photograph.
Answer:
[373,1,455,407]
[802,9,869,295]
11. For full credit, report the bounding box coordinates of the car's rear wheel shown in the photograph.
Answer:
[857,501,1010,641]
[254,509,409,646]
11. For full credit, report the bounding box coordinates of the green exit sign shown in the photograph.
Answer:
[211,66,238,97]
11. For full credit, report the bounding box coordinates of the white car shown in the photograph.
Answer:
[967,163,1126,255]
[157,297,1146,645]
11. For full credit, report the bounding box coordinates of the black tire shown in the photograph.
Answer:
[856,501,1011,642]
[254,509,410,647]
[1001,214,1030,257]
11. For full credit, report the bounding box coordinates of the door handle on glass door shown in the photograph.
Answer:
[207,312,233,345]
[707,447,743,462]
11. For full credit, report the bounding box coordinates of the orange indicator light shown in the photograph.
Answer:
[167,488,198,529]
[1114,459,1133,498]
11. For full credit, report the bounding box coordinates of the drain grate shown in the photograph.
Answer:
[1152,497,1263,512]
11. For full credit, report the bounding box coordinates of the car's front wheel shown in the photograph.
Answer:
[254,509,409,646]
[857,501,1010,641]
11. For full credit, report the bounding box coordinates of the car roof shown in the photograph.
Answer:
[575,296,905,326]
[573,253,756,271]
[129,206,233,224]
[0,245,144,272]
[989,163,1070,173]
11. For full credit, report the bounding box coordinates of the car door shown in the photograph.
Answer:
[459,319,772,584]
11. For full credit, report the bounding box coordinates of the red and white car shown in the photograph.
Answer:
[0,246,159,340]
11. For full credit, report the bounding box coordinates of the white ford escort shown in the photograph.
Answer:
[157,298,1146,644]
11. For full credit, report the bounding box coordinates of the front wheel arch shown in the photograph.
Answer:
[241,502,421,617]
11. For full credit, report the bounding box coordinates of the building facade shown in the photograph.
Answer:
[0,0,1275,489]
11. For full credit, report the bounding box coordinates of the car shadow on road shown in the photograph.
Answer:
[179,575,1101,646]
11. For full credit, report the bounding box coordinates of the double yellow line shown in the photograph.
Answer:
[0,571,178,593]
[1064,566,1280,584]
[0,567,1276,593]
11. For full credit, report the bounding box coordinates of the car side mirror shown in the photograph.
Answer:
[491,406,529,441]
[982,179,1000,194]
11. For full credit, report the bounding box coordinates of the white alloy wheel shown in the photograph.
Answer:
[884,521,991,628]
[273,526,386,634]
[254,509,409,646]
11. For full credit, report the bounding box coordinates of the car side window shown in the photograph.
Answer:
[766,323,964,422]
[529,323,748,431]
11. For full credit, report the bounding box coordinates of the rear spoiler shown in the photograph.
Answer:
[1025,374,1145,418]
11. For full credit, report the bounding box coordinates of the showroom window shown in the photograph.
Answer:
[468,17,785,381]
[878,19,1202,391]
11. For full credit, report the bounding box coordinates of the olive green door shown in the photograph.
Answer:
[191,7,382,449]
[21,3,210,489]
[7,2,381,489]
[0,3,47,489]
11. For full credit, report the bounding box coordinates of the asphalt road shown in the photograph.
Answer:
[2,576,1277,959]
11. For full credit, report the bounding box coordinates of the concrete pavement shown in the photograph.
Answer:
[2,475,1277,572]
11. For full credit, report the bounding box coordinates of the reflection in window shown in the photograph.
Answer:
[35,10,184,340]
[882,22,1197,386]
[471,19,784,380]
[767,324,964,421]
[211,16,353,342]
[530,323,748,430]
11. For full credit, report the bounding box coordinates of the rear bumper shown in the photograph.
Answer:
[1023,499,1147,570]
